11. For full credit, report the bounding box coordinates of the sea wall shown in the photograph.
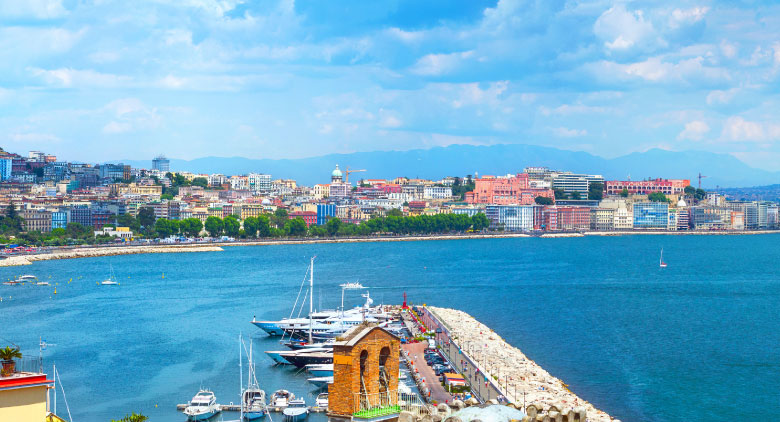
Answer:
[0,245,223,267]
[427,306,614,422]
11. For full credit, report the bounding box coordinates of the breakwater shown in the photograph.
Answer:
[0,244,223,266]
[421,306,614,422]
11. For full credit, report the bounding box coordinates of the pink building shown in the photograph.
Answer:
[467,174,554,205]
[557,207,591,230]
[289,211,317,227]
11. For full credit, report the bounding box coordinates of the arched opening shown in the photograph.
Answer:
[378,346,391,395]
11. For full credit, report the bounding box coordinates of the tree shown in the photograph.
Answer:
[65,222,90,239]
[471,213,490,231]
[588,182,604,200]
[648,192,669,202]
[191,177,208,188]
[137,207,156,228]
[620,188,629,197]
[326,217,341,236]
[223,215,241,237]
[51,228,66,237]
[695,188,707,200]
[684,185,696,196]
[180,218,203,237]
[154,219,179,238]
[257,215,271,237]
[272,208,289,229]
[116,214,140,232]
[553,188,566,199]
[570,191,582,200]
[285,217,307,237]
[308,224,327,237]
[535,196,554,205]
[386,208,403,217]
[204,216,224,237]
[243,216,259,237]
[111,413,148,422]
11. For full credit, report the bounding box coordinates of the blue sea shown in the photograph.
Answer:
[1,235,779,422]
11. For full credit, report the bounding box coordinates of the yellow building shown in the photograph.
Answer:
[0,362,57,422]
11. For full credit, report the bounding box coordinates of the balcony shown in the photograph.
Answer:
[352,390,431,420]
[1,356,43,378]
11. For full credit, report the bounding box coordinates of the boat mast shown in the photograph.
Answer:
[239,333,244,422]
[309,256,314,344]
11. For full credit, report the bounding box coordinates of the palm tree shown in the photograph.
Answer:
[111,412,148,422]
[0,346,22,376]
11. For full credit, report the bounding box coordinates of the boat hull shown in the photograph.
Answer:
[186,409,220,421]
[253,321,285,336]
[308,369,333,377]
[282,354,332,368]
[282,409,308,422]
[265,351,292,365]
[243,410,267,421]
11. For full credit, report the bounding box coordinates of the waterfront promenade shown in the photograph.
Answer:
[421,306,613,422]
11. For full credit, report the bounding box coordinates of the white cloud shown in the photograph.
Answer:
[0,0,67,19]
[7,132,61,143]
[592,56,730,83]
[706,88,739,106]
[379,115,402,128]
[450,81,508,108]
[541,104,608,116]
[102,98,161,134]
[29,67,129,88]
[386,27,424,43]
[677,120,710,141]
[670,7,709,28]
[551,127,587,137]
[102,121,132,134]
[720,40,738,59]
[410,51,474,76]
[594,5,658,51]
[720,116,780,142]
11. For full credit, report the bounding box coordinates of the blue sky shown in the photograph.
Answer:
[2,0,780,170]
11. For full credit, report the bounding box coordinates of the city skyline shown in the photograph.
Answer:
[2,1,780,171]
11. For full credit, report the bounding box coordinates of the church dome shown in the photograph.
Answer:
[331,165,342,178]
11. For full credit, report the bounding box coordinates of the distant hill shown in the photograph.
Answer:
[715,184,780,202]
[119,144,780,188]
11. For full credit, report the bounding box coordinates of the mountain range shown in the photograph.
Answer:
[120,144,780,188]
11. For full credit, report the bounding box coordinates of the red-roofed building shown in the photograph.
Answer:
[289,211,317,227]
[605,179,690,196]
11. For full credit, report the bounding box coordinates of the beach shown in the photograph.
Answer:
[0,244,224,266]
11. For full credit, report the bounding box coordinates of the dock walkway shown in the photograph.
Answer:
[401,342,454,405]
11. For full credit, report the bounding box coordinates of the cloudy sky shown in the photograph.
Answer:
[2,0,780,170]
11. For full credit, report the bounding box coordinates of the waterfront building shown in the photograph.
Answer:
[94,226,133,239]
[450,206,484,217]
[485,205,534,231]
[22,209,53,232]
[91,208,114,230]
[557,206,591,231]
[551,173,604,199]
[590,208,614,231]
[605,178,690,196]
[467,174,554,205]
[289,211,317,227]
[317,203,336,225]
[51,210,68,230]
[633,202,669,229]
[727,202,759,229]
[541,206,558,230]
[152,155,170,172]
[730,211,745,230]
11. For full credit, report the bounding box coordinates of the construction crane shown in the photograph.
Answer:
[345,167,366,184]
[698,172,707,189]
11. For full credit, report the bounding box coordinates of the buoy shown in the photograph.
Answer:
[53,288,57,295]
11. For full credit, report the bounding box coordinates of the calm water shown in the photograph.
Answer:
[2,235,779,422]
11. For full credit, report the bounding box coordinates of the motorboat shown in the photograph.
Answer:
[18,275,38,283]
[2,280,21,286]
[36,281,50,286]
[282,398,308,422]
[242,338,268,421]
[183,389,221,421]
[278,349,332,368]
[315,392,328,408]
[270,390,295,408]
[305,363,333,378]
[306,376,333,389]
[101,264,119,285]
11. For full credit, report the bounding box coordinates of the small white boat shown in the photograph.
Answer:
[305,363,333,377]
[36,281,50,286]
[306,376,333,389]
[18,275,38,282]
[282,398,308,422]
[659,248,668,268]
[101,264,119,285]
[315,392,328,408]
[242,338,268,421]
[183,389,221,421]
[270,390,295,407]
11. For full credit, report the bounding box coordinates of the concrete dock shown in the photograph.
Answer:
[175,404,326,412]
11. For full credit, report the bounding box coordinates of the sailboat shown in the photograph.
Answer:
[659,248,667,268]
[242,339,268,421]
[101,264,119,285]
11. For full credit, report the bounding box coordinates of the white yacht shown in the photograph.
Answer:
[242,339,268,421]
[18,275,38,282]
[270,389,295,407]
[101,264,119,285]
[315,392,328,408]
[183,389,221,421]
